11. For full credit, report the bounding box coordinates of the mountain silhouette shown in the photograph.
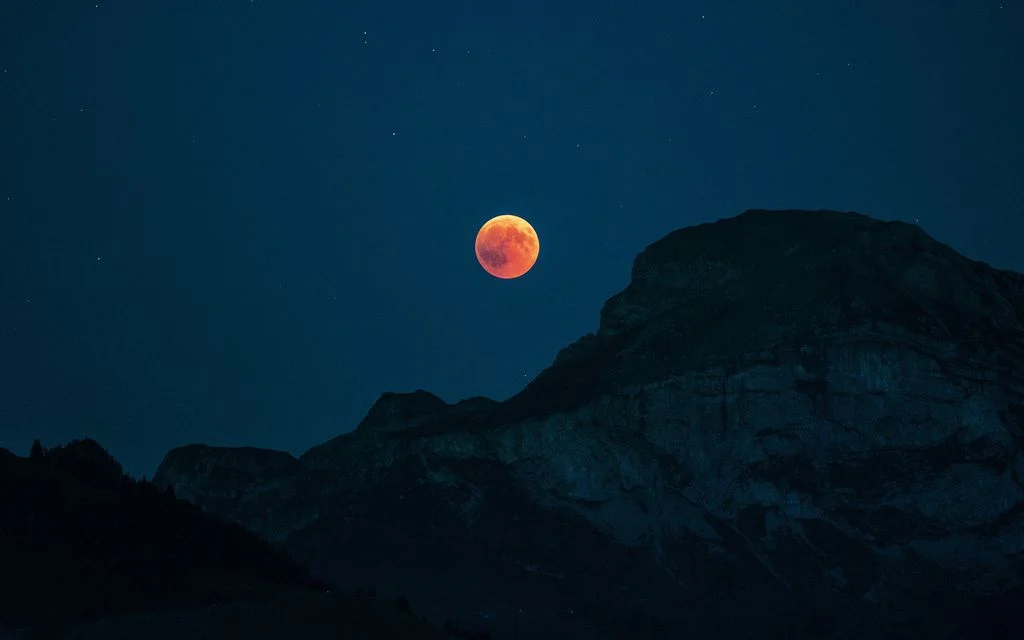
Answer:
[158,210,1024,638]
[0,439,461,639]
[24,209,1023,639]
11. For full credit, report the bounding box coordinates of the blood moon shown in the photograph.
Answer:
[474,214,540,279]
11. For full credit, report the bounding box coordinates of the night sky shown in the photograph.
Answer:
[1,1,1020,477]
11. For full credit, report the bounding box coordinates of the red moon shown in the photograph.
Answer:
[475,214,540,279]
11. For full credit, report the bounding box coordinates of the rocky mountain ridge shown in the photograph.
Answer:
[155,209,1024,638]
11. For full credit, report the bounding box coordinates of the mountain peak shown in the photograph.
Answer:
[354,390,449,434]
[599,208,1021,338]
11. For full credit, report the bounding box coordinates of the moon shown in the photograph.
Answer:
[475,214,540,279]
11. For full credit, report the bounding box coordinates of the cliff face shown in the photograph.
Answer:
[154,210,1024,639]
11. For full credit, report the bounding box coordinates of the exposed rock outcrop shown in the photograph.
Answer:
[155,210,1024,639]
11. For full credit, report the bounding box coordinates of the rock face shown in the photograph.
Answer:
[154,210,1024,639]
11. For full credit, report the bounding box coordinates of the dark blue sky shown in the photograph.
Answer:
[1,1,1020,476]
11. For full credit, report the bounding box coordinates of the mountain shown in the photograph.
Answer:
[154,209,1024,639]
[0,439,459,639]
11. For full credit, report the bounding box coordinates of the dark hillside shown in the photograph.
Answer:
[0,440,326,634]
[0,440,459,639]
